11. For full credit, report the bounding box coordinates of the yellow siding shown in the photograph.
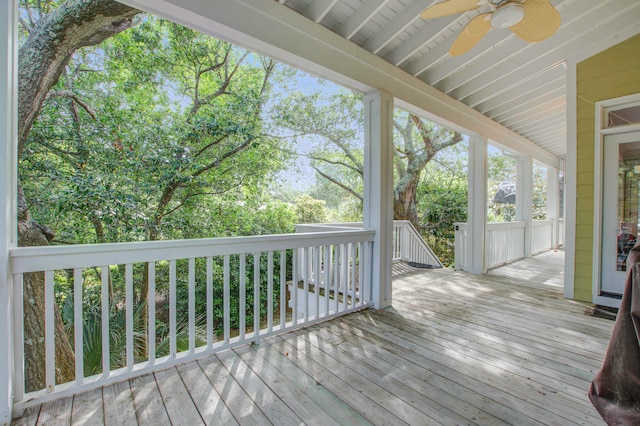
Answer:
[575,34,640,302]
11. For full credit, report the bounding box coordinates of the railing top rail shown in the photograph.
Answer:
[10,229,375,274]
[294,223,365,232]
[486,221,526,229]
[392,219,410,229]
[531,219,554,226]
[296,220,414,230]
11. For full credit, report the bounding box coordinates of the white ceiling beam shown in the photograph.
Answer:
[428,31,522,88]
[485,86,565,120]
[517,119,565,139]
[522,126,565,143]
[425,0,575,88]
[502,104,565,132]
[338,0,391,39]
[512,116,565,136]
[461,63,566,109]
[491,94,565,124]
[540,138,565,150]
[454,1,640,106]
[523,129,566,148]
[407,0,532,79]
[404,18,478,77]
[521,135,565,155]
[528,142,566,157]
[476,72,565,114]
[385,14,457,66]
[305,0,339,23]
[363,0,431,54]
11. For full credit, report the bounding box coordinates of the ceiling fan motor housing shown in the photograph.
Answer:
[490,3,525,28]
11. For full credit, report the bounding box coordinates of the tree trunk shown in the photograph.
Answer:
[19,216,76,392]
[18,0,139,157]
[394,179,420,230]
[17,0,140,392]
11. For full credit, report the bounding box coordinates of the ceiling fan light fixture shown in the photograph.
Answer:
[490,3,525,29]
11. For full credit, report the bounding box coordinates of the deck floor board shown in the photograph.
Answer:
[13,251,612,425]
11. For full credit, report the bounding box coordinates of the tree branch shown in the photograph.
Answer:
[313,165,363,202]
[308,154,363,176]
[46,90,97,121]
[18,0,140,158]
[192,137,255,178]
[194,135,229,158]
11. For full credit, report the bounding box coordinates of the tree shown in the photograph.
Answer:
[18,0,141,391]
[19,4,296,390]
[273,90,364,204]
[293,195,328,224]
[393,112,463,227]
[487,146,517,222]
[273,90,464,232]
[417,141,469,266]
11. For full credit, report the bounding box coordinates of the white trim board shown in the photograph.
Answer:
[591,93,640,309]
[563,59,576,300]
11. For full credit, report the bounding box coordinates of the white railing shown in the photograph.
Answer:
[296,221,443,269]
[10,229,374,410]
[454,222,470,271]
[485,221,526,269]
[558,218,564,247]
[531,220,554,254]
[455,220,559,272]
[392,220,443,267]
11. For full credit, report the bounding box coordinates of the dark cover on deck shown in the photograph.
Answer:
[589,244,640,424]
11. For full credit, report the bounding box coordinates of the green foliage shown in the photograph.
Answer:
[293,194,328,224]
[19,11,303,374]
[417,141,469,266]
[487,146,517,222]
[532,162,548,220]
[60,281,205,377]
[21,16,292,244]
[272,88,365,211]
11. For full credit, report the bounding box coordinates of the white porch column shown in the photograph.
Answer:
[468,135,487,274]
[363,90,393,309]
[516,155,533,257]
[547,165,560,248]
[0,0,17,422]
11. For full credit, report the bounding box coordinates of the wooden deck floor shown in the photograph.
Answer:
[13,251,614,425]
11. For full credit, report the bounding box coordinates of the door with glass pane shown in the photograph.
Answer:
[601,131,640,295]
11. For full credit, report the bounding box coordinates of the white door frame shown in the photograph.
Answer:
[593,93,640,307]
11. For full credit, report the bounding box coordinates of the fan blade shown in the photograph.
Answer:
[421,0,480,19]
[449,13,492,56]
[510,0,561,42]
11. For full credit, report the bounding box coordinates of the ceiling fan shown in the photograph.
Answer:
[420,0,561,56]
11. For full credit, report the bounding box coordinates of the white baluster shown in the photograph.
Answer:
[206,256,213,350]
[148,262,156,365]
[279,250,286,330]
[12,273,24,400]
[45,270,54,392]
[126,264,133,369]
[267,251,273,333]
[169,260,176,358]
[239,254,246,341]
[74,268,83,384]
[101,266,110,377]
[224,255,230,344]
[188,258,195,353]
[254,252,260,338]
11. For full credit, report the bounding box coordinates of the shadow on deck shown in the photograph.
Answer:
[13,250,612,425]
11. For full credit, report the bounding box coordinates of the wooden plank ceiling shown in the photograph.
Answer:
[274,0,640,158]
